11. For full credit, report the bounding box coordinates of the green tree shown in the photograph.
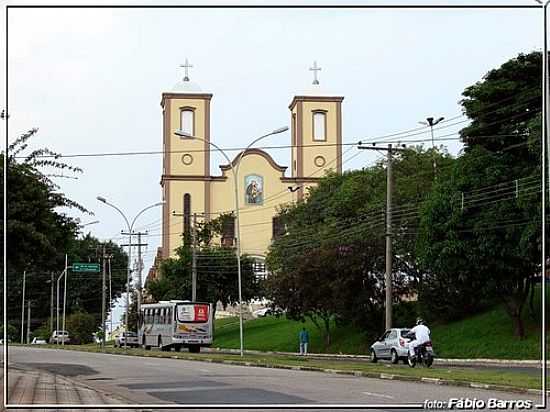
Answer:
[418,52,543,338]
[2,129,128,334]
[266,148,452,342]
[2,129,88,332]
[65,311,96,344]
[146,214,262,316]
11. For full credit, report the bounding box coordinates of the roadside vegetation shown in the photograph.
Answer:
[214,286,547,359]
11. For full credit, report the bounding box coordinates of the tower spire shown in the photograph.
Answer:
[180,58,194,82]
[309,60,321,85]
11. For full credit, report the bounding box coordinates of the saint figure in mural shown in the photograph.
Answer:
[245,175,264,205]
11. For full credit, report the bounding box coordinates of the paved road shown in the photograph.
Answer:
[5,347,545,411]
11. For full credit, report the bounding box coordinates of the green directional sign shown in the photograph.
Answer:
[72,262,100,273]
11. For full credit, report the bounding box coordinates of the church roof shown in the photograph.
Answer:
[171,79,203,93]
[298,83,340,98]
[219,148,288,173]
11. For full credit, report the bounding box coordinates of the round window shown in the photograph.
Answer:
[181,154,193,165]
[314,155,326,167]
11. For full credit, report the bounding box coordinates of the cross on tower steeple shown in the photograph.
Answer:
[309,61,321,85]
[180,58,194,82]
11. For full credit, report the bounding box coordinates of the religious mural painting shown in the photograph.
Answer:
[245,174,264,205]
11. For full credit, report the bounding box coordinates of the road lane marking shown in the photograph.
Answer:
[362,391,394,399]
[138,385,229,392]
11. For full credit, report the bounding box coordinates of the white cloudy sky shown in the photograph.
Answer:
[2,0,542,325]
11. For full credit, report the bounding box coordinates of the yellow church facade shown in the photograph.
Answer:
[159,66,344,274]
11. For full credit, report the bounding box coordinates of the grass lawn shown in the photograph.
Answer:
[214,315,373,355]
[214,287,549,359]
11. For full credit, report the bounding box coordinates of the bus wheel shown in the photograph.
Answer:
[142,336,151,350]
[175,344,182,352]
[189,345,200,353]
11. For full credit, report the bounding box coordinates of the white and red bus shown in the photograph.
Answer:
[139,300,213,353]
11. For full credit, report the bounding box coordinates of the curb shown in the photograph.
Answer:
[208,347,545,368]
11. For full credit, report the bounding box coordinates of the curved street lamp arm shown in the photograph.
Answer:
[130,202,164,231]
[103,201,131,232]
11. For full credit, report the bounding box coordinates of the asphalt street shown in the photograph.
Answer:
[5,346,545,411]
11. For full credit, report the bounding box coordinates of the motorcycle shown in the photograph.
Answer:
[405,332,434,368]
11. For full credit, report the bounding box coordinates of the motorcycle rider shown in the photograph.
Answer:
[407,318,431,359]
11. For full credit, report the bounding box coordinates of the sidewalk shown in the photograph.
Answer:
[1,365,132,411]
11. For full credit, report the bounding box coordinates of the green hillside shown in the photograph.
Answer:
[214,288,547,359]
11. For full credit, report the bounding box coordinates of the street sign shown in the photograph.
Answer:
[72,262,100,273]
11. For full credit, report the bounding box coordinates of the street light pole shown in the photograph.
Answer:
[96,197,163,348]
[175,126,288,357]
[20,271,26,344]
[418,116,444,177]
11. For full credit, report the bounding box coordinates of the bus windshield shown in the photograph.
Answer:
[176,303,210,323]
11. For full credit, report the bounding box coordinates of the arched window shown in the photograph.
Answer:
[313,111,326,141]
[180,108,195,136]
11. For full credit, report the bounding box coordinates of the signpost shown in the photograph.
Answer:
[72,263,100,273]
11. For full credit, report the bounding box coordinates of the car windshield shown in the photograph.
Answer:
[400,329,410,336]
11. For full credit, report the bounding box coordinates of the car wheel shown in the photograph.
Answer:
[189,345,200,353]
[370,349,378,363]
[390,349,399,364]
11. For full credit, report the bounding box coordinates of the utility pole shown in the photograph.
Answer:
[62,254,68,346]
[385,145,393,330]
[358,143,407,330]
[173,211,205,301]
[120,234,147,347]
[101,244,106,351]
[108,256,112,338]
[136,231,147,314]
[21,271,26,344]
[50,273,54,333]
[26,300,31,344]
[192,213,197,301]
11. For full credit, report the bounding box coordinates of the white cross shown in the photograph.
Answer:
[309,61,321,85]
[180,58,193,82]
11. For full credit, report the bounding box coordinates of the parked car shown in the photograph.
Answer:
[253,307,284,318]
[31,337,47,345]
[370,328,411,364]
[253,307,272,317]
[49,330,70,344]
[114,331,139,348]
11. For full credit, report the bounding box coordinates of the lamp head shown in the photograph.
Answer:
[97,196,107,203]
[175,129,194,138]
[272,126,289,135]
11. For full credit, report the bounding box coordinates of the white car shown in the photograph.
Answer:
[253,307,272,317]
[31,337,47,345]
[114,332,139,348]
[49,330,70,344]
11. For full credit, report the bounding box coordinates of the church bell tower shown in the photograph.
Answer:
[161,59,212,258]
[289,61,344,198]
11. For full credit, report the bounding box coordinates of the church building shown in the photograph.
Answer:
[156,61,344,278]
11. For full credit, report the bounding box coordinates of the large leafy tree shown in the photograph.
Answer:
[418,52,543,338]
[266,148,453,343]
[2,129,127,334]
